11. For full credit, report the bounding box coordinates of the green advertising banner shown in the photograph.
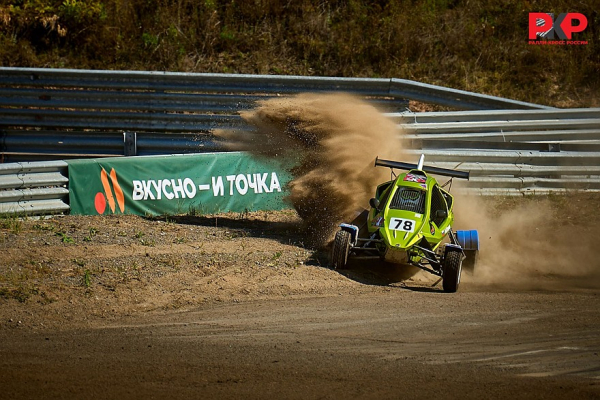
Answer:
[67,152,292,216]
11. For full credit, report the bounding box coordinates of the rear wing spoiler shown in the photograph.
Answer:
[375,157,470,180]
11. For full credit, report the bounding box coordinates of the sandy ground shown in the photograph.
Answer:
[1,195,599,399]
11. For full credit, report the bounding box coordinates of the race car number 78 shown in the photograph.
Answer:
[388,217,416,233]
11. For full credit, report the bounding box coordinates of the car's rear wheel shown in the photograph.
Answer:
[331,230,351,269]
[442,250,463,293]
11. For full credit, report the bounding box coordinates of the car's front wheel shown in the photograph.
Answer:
[442,250,463,292]
[330,230,351,269]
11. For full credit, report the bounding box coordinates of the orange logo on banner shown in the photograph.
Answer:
[94,167,125,214]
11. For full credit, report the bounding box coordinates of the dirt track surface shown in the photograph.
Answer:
[1,195,600,399]
[3,291,600,399]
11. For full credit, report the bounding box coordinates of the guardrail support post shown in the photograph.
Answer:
[124,131,137,156]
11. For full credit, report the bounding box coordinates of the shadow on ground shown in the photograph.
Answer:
[151,214,308,245]
[307,249,445,293]
[151,214,445,292]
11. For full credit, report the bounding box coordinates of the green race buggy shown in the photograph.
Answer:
[330,155,479,293]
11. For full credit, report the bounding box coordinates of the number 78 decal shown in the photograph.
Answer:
[388,217,416,233]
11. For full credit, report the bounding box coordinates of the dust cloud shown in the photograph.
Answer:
[453,193,600,290]
[215,92,403,245]
[215,92,598,290]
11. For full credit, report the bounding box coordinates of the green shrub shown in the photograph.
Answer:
[0,0,597,106]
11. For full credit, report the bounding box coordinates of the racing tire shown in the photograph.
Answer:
[331,230,351,270]
[462,250,478,274]
[442,250,463,293]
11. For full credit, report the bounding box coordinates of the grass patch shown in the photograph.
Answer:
[0,286,36,303]
[83,269,92,288]
[56,231,75,244]
[140,238,155,247]
[0,214,23,234]
[33,223,56,232]
[83,227,98,242]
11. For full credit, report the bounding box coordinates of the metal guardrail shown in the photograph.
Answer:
[0,67,550,108]
[388,78,554,111]
[0,67,551,162]
[0,161,69,214]
[3,106,599,216]
[399,108,600,195]
[388,108,598,123]
[0,68,598,215]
